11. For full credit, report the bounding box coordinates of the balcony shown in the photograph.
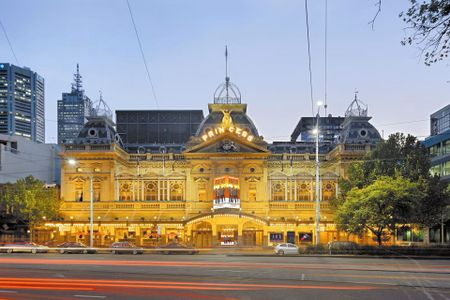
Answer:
[61,201,186,211]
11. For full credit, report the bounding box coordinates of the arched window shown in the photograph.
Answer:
[144,181,158,201]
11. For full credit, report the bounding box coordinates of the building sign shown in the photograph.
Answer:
[201,110,255,143]
[202,126,254,143]
[270,233,283,241]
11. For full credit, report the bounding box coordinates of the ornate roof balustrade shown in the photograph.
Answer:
[61,201,187,211]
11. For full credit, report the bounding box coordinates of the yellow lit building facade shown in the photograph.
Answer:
[44,80,382,247]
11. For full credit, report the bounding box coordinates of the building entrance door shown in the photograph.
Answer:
[192,231,212,248]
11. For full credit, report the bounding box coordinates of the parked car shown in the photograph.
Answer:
[158,242,198,255]
[4,241,49,254]
[57,242,96,254]
[110,242,144,255]
[274,243,299,255]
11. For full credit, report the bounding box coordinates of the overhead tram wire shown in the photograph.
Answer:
[0,18,19,65]
[324,0,328,116]
[304,0,315,116]
[126,0,159,108]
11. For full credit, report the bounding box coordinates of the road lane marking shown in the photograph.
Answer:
[74,295,106,299]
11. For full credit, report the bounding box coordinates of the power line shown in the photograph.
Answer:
[374,119,428,128]
[0,18,19,65]
[304,0,314,116]
[324,0,328,116]
[126,0,159,108]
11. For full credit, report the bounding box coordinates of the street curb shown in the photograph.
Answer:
[225,254,450,260]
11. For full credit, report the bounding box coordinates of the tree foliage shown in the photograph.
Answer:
[335,176,424,245]
[1,176,60,226]
[335,133,449,241]
[400,0,450,66]
[339,133,430,197]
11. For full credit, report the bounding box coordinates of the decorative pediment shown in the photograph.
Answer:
[184,132,269,155]
[322,171,338,179]
[69,175,107,182]
[244,176,261,182]
[193,176,210,183]
[269,171,288,178]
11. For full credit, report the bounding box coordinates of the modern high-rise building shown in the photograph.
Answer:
[0,63,45,143]
[57,64,93,144]
[424,104,450,182]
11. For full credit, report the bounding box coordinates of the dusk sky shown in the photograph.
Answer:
[0,0,448,143]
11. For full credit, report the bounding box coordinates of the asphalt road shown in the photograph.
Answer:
[0,253,448,300]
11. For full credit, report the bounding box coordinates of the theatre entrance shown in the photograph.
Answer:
[192,222,212,248]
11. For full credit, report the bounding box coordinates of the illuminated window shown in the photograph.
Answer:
[198,182,207,201]
[169,181,184,201]
[322,181,335,201]
[144,181,157,201]
[119,182,132,201]
[248,183,257,201]
[296,182,310,201]
[75,183,83,202]
[271,181,285,201]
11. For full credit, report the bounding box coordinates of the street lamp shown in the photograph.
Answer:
[68,158,94,248]
[313,101,322,246]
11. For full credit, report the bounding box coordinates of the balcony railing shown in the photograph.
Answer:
[61,201,186,211]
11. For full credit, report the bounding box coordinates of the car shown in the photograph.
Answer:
[274,243,299,255]
[158,242,198,255]
[4,241,49,254]
[110,242,144,255]
[57,242,96,254]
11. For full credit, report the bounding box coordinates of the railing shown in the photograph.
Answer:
[64,145,114,151]
[269,202,330,211]
[61,201,186,211]
[62,201,330,212]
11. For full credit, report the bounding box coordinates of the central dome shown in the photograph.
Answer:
[213,77,241,104]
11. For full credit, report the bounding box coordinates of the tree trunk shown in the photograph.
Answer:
[376,233,382,246]
[423,227,430,245]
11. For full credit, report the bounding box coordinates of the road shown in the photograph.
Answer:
[0,253,448,299]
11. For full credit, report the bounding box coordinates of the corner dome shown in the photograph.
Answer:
[74,116,124,147]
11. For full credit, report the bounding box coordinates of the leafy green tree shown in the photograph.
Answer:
[338,133,430,200]
[2,176,60,229]
[415,175,450,227]
[400,0,450,66]
[335,176,424,245]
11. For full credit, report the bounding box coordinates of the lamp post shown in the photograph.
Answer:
[313,102,323,246]
[68,158,94,248]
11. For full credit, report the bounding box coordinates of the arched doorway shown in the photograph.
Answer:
[242,221,264,246]
[192,222,212,248]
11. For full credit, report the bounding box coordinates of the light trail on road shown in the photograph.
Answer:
[0,277,386,291]
[0,257,448,274]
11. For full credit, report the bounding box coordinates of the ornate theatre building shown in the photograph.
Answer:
[44,77,381,247]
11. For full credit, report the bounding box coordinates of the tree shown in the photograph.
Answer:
[337,133,448,233]
[400,0,450,66]
[338,133,430,200]
[415,175,450,227]
[2,176,60,230]
[335,176,424,245]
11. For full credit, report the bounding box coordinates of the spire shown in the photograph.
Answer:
[71,63,83,93]
[345,90,368,117]
[213,46,241,104]
[225,45,228,80]
[225,45,229,101]
[93,90,113,121]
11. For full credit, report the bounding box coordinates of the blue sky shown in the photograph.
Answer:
[0,0,448,143]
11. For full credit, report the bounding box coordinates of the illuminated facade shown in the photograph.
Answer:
[42,78,382,247]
